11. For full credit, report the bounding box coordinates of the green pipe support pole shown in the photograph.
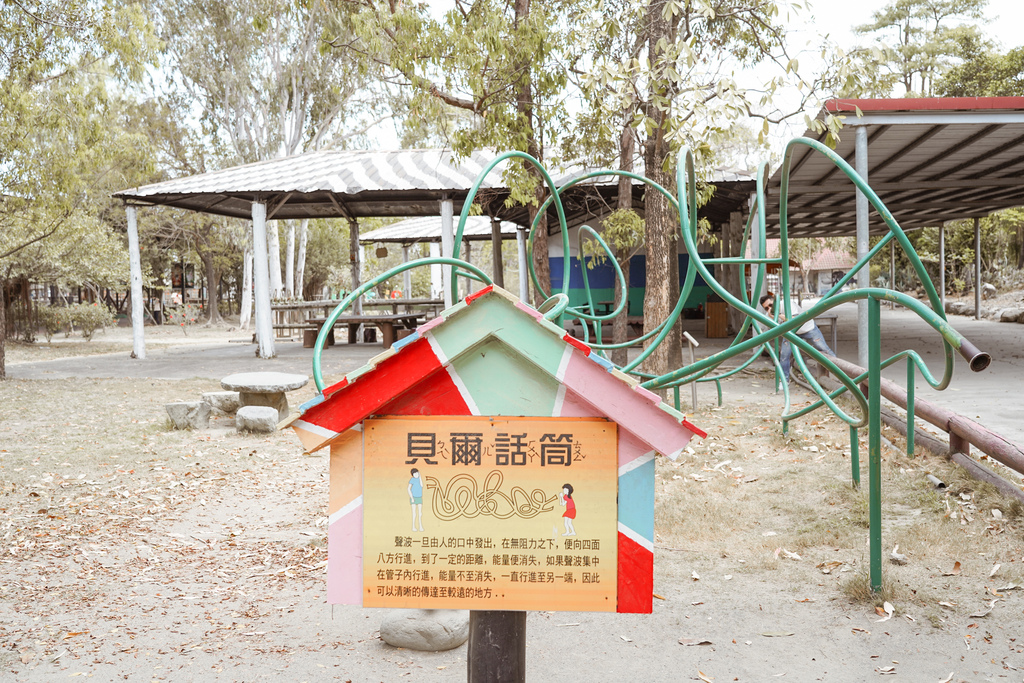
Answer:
[907,359,916,457]
[868,296,883,593]
[850,426,860,488]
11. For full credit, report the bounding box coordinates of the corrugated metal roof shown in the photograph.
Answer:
[113,146,756,227]
[359,215,519,244]
[768,97,1024,237]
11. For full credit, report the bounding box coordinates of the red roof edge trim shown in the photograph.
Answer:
[562,334,591,356]
[323,377,349,399]
[465,285,494,305]
[682,418,708,439]
[826,97,1024,113]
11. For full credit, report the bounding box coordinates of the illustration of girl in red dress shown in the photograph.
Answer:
[559,483,576,536]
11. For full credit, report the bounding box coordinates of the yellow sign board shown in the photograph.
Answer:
[363,416,618,611]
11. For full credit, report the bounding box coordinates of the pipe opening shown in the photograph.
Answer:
[959,339,991,372]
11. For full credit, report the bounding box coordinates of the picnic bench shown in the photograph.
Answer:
[300,313,424,348]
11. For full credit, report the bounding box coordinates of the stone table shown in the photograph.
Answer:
[220,372,309,422]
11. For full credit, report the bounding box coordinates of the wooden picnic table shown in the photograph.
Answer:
[308,313,424,348]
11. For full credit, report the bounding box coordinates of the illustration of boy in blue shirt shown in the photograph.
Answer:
[408,468,424,532]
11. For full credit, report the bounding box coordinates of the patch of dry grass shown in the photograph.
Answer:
[656,384,1024,619]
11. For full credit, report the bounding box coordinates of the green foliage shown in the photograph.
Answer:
[937,35,1024,96]
[36,305,66,343]
[344,0,570,205]
[67,303,116,341]
[581,210,645,268]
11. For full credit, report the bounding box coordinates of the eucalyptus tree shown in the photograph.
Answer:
[0,0,157,378]
[157,0,387,297]
[567,0,859,380]
[341,0,575,303]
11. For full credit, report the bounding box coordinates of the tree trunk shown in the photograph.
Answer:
[202,251,223,324]
[296,218,309,299]
[0,280,7,380]
[285,222,296,297]
[239,248,253,330]
[641,0,678,388]
[268,222,283,298]
[1017,225,1023,270]
[514,0,550,307]
[611,124,634,367]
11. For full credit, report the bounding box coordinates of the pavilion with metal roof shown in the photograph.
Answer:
[753,97,1024,366]
[114,97,1024,364]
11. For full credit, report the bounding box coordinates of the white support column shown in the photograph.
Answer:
[855,125,870,369]
[429,243,442,300]
[402,244,412,299]
[974,216,982,320]
[440,197,455,308]
[939,223,946,313]
[252,201,276,358]
[126,205,146,360]
[295,218,309,300]
[516,227,529,302]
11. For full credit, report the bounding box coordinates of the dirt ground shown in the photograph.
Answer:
[3,325,1024,682]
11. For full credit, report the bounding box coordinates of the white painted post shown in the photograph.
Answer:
[126,205,146,359]
[974,216,982,320]
[855,125,870,369]
[441,197,455,308]
[402,244,412,300]
[251,201,276,358]
[429,243,442,300]
[295,218,308,300]
[516,227,529,302]
[939,223,946,313]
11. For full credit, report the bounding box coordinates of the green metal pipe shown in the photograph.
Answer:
[850,427,860,488]
[868,296,883,593]
[311,257,493,392]
[907,359,916,457]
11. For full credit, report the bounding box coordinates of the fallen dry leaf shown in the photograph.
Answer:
[876,666,896,675]
[942,561,962,577]
[852,627,870,634]
[938,673,954,683]
[760,631,795,637]
[697,671,714,682]
[989,563,1001,578]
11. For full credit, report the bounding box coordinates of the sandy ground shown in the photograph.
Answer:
[2,317,1024,682]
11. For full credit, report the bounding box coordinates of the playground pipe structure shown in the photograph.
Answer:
[308,140,991,594]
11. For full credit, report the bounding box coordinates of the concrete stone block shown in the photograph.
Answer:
[999,307,1024,323]
[165,401,211,430]
[235,405,279,433]
[202,391,241,414]
[380,609,469,651]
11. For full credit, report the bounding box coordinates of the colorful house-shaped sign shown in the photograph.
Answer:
[287,285,705,614]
